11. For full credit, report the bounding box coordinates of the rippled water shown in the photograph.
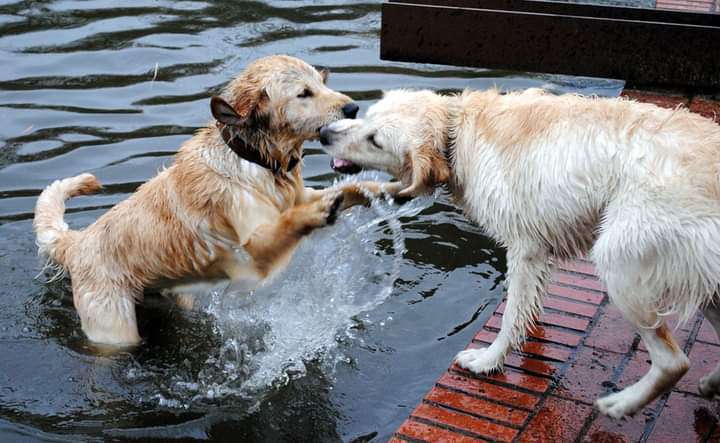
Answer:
[0,1,623,441]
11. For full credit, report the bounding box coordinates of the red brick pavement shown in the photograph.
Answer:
[621,90,720,124]
[690,97,720,123]
[656,0,715,12]
[392,259,720,442]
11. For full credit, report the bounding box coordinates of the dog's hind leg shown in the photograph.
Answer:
[596,320,688,418]
[699,302,720,398]
[595,270,689,418]
[456,243,551,374]
[591,195,706,417]
[74,284,142,347]
[161,289,195,311]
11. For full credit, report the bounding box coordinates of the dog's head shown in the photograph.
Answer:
[211,55,357,146]
[319,89,451,197]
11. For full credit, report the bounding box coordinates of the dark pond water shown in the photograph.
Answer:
[0,1,623,441]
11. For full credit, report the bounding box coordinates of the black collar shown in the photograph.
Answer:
[217,123,300,175]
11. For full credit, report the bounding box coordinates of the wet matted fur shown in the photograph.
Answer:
[319,87,720,418]
[34,55,387,347]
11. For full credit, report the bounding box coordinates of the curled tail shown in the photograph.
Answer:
[34,173,101,266]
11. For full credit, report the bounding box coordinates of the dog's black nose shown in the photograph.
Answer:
[342,102,359,119]
[319,126,331,146]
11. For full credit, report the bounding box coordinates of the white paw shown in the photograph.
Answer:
[699,375,720,399]
[595,389,642,419]
[455,348,504,374]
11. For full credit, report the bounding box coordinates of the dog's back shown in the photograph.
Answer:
[453,89,720,322]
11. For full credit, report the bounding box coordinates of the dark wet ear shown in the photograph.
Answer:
[397,143,451,198]
[319,68,330,84]
[210,96,245,126]
[234,87,268,120]
[211,86,268,126]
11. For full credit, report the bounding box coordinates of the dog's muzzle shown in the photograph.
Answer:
[330,158,361,174]
[319,125,332,146]
[320,126,362,174]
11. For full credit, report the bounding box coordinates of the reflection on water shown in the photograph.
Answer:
[0,0,623,441]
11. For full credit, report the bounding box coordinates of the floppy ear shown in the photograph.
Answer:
[210,96,246,126]
[397,143,451,198]
[211,86,268,126]
[319,68,330,84]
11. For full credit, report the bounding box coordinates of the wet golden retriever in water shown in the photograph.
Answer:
[319,87,720,418]
[34,55,390,346]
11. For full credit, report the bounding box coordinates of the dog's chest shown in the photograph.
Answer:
[452,145,514,228]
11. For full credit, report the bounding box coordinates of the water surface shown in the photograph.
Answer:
[0,1,623,441]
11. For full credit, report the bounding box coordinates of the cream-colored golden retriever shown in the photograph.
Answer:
[319,88,720,418]
[34,55,389,347]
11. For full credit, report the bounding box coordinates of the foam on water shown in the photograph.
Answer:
[147,173,432,410]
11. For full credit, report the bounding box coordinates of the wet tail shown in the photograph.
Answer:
[33,173,101,266]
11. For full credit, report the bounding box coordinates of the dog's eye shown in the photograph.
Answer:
[297,88,313,98]
[368,134,382,150]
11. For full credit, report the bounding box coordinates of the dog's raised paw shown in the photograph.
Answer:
[325,193,343,225]
[455,348,504,374]
[302,192,344,231]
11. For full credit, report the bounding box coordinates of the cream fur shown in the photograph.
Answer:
[319,87,720,418]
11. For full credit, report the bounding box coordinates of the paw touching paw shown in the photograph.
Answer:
[324,192,343,225]
[305,191,344,230]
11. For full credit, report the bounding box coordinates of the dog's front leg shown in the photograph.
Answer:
[243,191,343,279]
[338,181,404,209]
[456,243,551,373]
[303,181,403,210]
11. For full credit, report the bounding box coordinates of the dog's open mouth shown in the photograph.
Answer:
[330,158,362,174]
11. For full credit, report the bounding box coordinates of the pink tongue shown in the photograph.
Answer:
[332,158,354,168]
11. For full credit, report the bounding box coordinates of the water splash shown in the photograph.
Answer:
[147,173,432,409]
